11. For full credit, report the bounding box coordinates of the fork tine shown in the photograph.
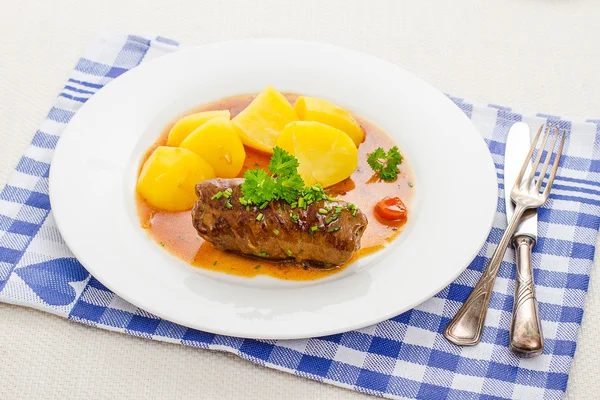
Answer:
[514,124,544,190]
[535,126,561,192]
[525,124,551,189]
[543,129,566,199]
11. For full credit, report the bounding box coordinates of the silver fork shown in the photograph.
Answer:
[444,124,566,346]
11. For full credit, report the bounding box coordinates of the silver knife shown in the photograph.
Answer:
[505,122,544,357]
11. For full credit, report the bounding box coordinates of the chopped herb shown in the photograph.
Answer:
[352,210,358,217]
[328,226,341,233]
[310,225,319,232]
[290,201,298,209]
[285,249,293,256]
[225,201,233,209]
[408,182,414,188]
[325,214,339,224]
[159,242,165,247]
[239,197,248,206]
[347,203,357,211]
[298,197,306,209]
[258,251,269,257]
[290,212,299,224]
[318,208,329,215]
[223,188,233,199]
[256,213,264,221]
[335,206,343,213]
[259,201,269,210]
[323,263,332,268]
[213,260,217,266]
[246,205,250,211]
[302,184,329,205]
[367,146,403,182]
[211,191,223,200]
[254,265,262,269]
[273,229,280,236]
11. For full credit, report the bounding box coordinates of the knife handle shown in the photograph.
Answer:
[510,235,544,357]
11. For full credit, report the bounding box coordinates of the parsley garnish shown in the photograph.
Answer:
[241,169,277,205]
[268,147,300,177]
[240,147,329,207]
[367,146,403,182]
[240,147,361,224]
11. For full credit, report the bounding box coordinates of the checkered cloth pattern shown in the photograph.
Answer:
[1,35,599,400]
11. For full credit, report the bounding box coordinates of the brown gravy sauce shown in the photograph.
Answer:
[136,94,415,281]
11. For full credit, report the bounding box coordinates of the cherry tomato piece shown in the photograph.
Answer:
[374,196,407,221]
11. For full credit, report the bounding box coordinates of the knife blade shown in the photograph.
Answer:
[505,121,544,358]
[505,122,537,238]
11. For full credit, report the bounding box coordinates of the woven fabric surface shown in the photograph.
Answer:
[1,34,599,400]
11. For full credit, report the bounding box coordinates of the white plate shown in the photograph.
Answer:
[49,39,497,339]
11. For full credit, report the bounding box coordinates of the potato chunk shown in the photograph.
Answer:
[137,146,215,211]
[180,117,246,178]
[277,121,358,187]
[167,110,230,147]
[293,96,364,147]
[231,85,298,154]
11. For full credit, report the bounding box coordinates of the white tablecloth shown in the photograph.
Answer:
[1,1,598,398]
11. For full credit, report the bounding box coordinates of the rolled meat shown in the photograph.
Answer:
[192,178,368,266]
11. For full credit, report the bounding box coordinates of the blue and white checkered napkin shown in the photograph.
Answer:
[1,35,599,400]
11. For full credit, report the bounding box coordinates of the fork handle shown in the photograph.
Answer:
[509,235,544,357]
[444,203,527,346]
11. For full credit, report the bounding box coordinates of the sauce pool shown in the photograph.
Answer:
[136,94,415,281]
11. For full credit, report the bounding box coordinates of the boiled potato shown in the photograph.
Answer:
[137,146,215,211]
[231,85,298,154]
[294,96,364,147]
[277,121,358,187]
[167,110,230,147]
[180,116,246,178]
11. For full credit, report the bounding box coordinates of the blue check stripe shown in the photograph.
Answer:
[0,34,598,399]
[63,85,96,95]
[68,78,103,89]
